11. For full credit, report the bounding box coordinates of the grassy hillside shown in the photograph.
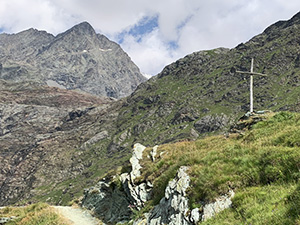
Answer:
[114,12,300,148]
[133,111,300,224]
[0,203,70,225]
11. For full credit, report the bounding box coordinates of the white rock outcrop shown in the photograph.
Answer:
[82,143,235,225]
[202,190,235,221]
[147,166,192,225]
[130,143,146,181]
[150,145,158,162]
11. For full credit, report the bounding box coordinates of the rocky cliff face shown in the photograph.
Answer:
[0,22,146,98]
[81,144,235,225]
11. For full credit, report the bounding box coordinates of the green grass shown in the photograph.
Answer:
[202,183,300,225]
[30,139,131,206]
[0,203,70,225]
[134,111,300,224]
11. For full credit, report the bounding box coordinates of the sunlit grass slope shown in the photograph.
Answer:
[137,111,300,224]
[0,203,70,225]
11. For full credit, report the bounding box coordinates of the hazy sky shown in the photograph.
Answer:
[0,0,300,76]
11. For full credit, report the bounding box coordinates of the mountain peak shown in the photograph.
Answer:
[56,21,97,39]
[69,21,96,36]
[0,21,146,99]
[72,21,95,33]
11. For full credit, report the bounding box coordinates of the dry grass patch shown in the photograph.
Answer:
[0,203,71,225]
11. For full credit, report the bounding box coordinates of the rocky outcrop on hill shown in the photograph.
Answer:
[146,166,192,225]
[81,143,152,223]
[81,144,235,225]
[0,22,146,98]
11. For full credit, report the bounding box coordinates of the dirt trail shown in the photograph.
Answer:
[53,206,100,225]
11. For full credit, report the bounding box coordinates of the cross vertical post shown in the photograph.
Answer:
[250,58,254,113]
[234,58,267,113]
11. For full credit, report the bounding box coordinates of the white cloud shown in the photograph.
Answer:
[0,0,77,33]
[120,29,178,75]
[0,0,300,75]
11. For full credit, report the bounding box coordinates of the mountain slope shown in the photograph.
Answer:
[2,12,300,207]
[112,12,300,148]
[0,22,146,98]
[0,80,123,205]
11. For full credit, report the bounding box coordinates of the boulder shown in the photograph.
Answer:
[81,180,132,224]
[150,145,158,162]
[194,114,230,134]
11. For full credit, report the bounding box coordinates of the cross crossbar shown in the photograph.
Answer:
[236,71,268,77]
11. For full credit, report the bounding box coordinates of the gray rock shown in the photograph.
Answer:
[0,22,146,99]
[120,173,152,209]
[145,166,234,225]
[120,144,152,209]
[150,145,158,162]
[202,190,235,221]
[194,113,230,134]
[147,166,192,225]
[80,130,109,149]
[130,143,146,181]
[81,144,152,223]
[190,208,200,224]
[81,180,132,224]
[190,128,199,138]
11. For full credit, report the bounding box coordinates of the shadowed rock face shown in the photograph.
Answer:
[0,22,146,99]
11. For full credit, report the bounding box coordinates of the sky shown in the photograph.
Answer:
[0,1,300,76]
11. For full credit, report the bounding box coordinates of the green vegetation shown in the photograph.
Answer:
[114,17,300,153]
[31,144,131,206]
[0,203,70,225]
[8,112,299,224]
[202,184,300,225]
[135,111,300,224]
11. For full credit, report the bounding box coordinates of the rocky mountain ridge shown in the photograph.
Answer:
[112,11,300,148]
[0,22,146,98]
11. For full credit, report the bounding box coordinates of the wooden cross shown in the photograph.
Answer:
[233,58,267,113]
